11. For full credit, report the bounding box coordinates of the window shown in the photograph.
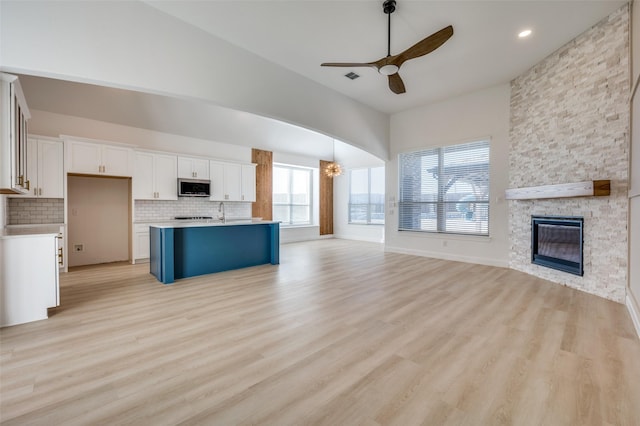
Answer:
[349,166,385,224]
[398,140,489,235]
[273,165,312,225]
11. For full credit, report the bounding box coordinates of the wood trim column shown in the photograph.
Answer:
[319,160,333,235]
[251,148,272,220]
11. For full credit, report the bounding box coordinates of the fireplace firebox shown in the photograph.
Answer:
[531,216,584,276]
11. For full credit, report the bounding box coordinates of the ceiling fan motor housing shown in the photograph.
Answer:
[383,0,396,15]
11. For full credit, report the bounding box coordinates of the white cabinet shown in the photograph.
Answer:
[57,225,66,272]
[22,138,64,198]
[178,157,209,180]
[209,161,256,202]
[241,164,257,202]
[224,162,242,201]
[66,140,133,177]
[0,233,60,327]
[133,224,150,261]
[133,152,177,200]
[0,73,30,194]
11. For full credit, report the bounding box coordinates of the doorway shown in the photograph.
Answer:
[67,175,131,267]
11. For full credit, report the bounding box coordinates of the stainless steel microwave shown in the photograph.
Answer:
[178,178,211,197]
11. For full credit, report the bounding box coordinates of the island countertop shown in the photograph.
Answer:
[148,219,279,229]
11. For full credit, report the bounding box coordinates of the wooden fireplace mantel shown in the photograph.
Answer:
[505,180,610,200]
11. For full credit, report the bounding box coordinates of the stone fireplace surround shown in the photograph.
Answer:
[508,5,629,303]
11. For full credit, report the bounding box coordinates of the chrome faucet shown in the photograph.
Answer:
[218,202,226,223]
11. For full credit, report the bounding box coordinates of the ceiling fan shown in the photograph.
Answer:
[321,0,453,94]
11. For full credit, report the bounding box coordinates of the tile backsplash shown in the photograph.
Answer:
[7,198,64,224]
[134,198,252,222]
[6,197,253,225]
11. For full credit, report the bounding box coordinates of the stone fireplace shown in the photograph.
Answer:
[508,5,629,303]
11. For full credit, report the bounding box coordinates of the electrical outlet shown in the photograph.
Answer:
[73,244,84,252]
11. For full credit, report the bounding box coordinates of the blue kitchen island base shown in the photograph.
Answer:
[150,222,280,284]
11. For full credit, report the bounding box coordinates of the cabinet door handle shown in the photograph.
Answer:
[25,180,30,190]
[39,188,42,196]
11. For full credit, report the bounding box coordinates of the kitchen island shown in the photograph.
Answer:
[149,220,280,284]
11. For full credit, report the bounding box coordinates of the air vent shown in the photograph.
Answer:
[345,72,360,80]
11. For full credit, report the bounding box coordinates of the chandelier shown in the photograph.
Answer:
[325,140,342,178]
[325,162,342,178]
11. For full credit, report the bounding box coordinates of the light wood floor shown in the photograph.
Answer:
[1,239,639,425]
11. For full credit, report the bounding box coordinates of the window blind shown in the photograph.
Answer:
[398,140,490,235]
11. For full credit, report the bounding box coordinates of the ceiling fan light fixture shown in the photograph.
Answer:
[379,64,399,75]
[518,29,532,38]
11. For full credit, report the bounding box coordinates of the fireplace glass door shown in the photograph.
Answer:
[531,216,584,276]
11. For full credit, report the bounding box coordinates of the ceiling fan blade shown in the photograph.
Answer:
[321,62,377,68]
[388,73,406,94]
[394,25,454,67]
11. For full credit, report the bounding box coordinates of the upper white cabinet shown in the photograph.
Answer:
[23,137,64,198]
[224,162,242,201]
[178,157,209,180]
[66,139,133,177]
[209,161,225,201]
[133,151,177,200]
[241,164,257,202]
[209,161,256,202]
[0,73,30,194]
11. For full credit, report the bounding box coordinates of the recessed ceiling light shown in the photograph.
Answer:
[518,29,532,38]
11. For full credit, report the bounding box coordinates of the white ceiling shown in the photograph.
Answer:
[145,0,627,114]
[16,0,627,160]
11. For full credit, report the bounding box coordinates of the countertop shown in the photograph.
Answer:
[148,219,279,229]
[0,223,64,238]
[1,224,63,239]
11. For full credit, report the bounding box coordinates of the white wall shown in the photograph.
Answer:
[0,0,389,160]
[30,110,251,163]
[385,84,511,267]
[67,176,130,266]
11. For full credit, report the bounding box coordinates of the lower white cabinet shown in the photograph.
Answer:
[134,224,150,261]
[0,233,60,327]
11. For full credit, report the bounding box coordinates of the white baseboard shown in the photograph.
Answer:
[626,292,640,340]
[384,245,509,268]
